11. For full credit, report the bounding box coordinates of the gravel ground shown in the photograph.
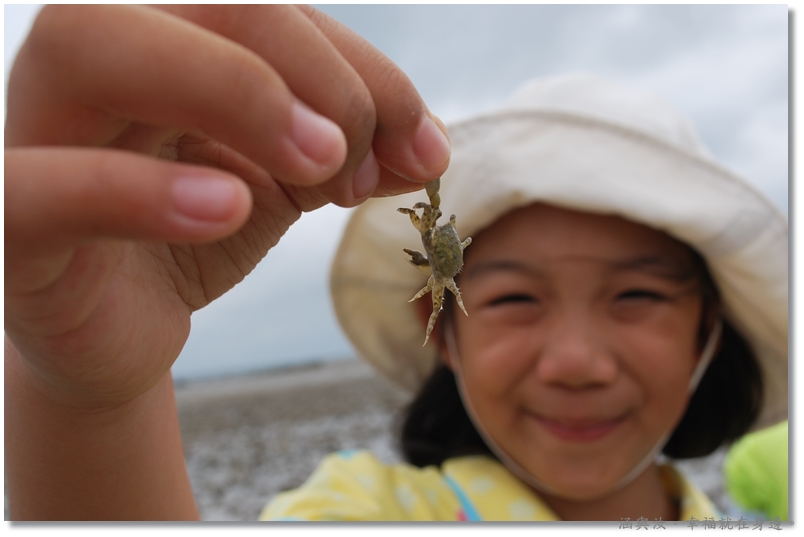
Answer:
[176,359,410,521]
[176,359,730,521]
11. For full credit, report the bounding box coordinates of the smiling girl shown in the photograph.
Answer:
[263,74,787,521]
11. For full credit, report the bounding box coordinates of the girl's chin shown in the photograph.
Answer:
[512,453,644,501]
[527,472,626,502]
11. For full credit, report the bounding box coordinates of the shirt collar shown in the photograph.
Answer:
[442,456,720,522]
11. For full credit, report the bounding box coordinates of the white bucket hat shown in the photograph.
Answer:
[330,73,788,432]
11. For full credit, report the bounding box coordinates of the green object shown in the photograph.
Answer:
[724,420,788,521]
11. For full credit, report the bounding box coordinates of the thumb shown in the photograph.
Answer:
[5,147,253,252]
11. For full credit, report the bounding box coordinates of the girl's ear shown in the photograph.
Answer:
[411,291,454,370]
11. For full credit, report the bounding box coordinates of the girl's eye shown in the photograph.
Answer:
[616,289,666,301]
[489,294,537,306]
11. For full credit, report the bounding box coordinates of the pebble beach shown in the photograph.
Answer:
[176,359,411,521]
[176,358,730,521]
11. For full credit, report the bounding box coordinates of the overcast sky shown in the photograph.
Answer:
[4,5,789,380]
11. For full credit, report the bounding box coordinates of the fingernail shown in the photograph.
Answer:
[412,114,451,172]
[353,149,380,199]
[291,101,346,169]
[172,176,239,222]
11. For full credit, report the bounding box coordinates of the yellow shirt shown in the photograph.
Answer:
[260,450,720,522]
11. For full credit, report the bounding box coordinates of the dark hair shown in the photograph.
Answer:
[398,252,763,466]
[662,319,763,457]
[398,362,495,468]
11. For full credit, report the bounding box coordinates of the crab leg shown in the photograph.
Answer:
[409,275,434,302]
[397,208,422,231]
[445,279,469,316]
[423,283,445,346]
[425,177,441,209]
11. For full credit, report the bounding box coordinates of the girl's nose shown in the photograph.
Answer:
[534,316,617,389]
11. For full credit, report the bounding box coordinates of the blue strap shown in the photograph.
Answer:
[443,474,483,521]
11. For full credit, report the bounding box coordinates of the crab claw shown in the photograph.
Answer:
[403,248,431,275]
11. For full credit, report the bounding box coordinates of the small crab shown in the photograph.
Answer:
[398,178,472,346]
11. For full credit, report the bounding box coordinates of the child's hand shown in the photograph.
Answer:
[5,5,450,409]
[6,5,450,519]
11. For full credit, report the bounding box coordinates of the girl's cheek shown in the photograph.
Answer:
[607,298,701,365]
[613,331,698,420]
[458,320,539,394]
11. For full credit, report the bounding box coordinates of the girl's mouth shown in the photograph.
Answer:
[532,413,629,442]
